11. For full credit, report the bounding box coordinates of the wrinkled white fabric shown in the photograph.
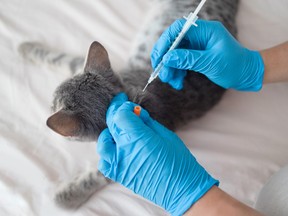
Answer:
[0,0,288,215]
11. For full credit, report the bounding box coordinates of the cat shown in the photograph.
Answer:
[19,0,239,209]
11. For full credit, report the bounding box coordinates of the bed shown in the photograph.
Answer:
[1,0,288,215]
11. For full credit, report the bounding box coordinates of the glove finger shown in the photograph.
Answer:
[122,102,153,126]
[184,19,211,50]
[158,66,186,90]
[98,159,112,178]
[159,65,173,83]
[106,93,128,129]
[110,102,182,149]
[108,102,155,144]
[168,68,187,90]
[111,92,128,104]
[151,19,186,69]
[151,19,213,69]
[163,49,209,73]
[97,128,116,164]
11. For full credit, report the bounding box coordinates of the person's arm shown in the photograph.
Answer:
[185,186,263,216]
[97,93,264,216]
[261,42,288,84]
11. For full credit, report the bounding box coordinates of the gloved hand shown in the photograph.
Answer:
[97,93,218,215]
[151,19,265,91]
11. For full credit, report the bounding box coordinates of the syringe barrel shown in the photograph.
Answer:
[168,15,198,52]
[143,0,206,92]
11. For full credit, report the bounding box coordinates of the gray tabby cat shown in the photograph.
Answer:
[19,0,239,209]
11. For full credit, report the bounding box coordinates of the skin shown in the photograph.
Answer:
[184,186,263,216]
[262,42,288,84]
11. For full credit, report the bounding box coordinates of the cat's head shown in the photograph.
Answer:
[46,41,123,141]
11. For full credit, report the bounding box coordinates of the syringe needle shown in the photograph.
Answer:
[142,0,207,93]
[142,82,149,92]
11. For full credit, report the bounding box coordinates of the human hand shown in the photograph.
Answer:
[97,93,218,215]
[151,19,264,91]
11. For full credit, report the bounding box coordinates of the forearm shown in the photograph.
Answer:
[261,41,288,84]
[184,186,264,216]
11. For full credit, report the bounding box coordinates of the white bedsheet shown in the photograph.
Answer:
[0,0,288,215]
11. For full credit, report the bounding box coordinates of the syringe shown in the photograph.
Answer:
[143,0,207,92]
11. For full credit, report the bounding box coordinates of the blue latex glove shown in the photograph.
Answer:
[97,93,219,215]
[151,19,265,91]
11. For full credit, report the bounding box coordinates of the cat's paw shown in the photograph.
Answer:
[18,42,46,63]
[55,171,110,208]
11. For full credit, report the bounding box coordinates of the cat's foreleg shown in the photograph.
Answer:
[18,42,84,75]
[55,170,110,208]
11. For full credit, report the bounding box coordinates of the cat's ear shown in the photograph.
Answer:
[46,110,81,137]
[84,41,111,71]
